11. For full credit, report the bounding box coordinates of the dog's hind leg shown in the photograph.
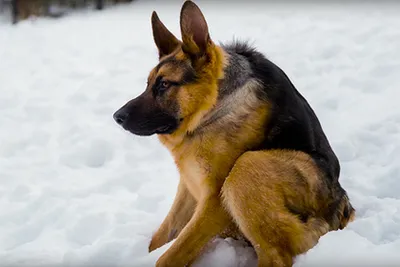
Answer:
[149,179,197,252]
[221,150,331,267]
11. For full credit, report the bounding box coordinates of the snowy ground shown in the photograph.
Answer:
[1,1,400,266]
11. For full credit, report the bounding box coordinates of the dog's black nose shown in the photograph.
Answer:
[113,110,128,125]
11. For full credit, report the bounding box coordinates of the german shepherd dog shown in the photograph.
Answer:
[113,1,355,266]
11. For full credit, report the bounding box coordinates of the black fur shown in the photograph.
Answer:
[223,41,339,182]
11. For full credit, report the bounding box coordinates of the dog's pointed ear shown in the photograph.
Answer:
[151,11,180,59]
[180,1,212,56]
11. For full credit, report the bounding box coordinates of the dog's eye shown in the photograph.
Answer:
[160,81,171,90]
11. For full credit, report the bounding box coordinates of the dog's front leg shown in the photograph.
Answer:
[149,179,196,252]
[155,194,231,267]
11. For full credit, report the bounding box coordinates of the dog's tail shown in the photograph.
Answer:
[336,192,356,230]
[325,188,355,231]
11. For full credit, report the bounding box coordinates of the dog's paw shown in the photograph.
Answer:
[149,228,177,252]
[148,238,162,252]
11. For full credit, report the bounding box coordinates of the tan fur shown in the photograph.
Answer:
[157,64,188,84]
[221,150,331,267]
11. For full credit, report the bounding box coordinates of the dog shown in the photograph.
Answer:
[113,1,355,266]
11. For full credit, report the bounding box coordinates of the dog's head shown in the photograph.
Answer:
[113,1,225,136]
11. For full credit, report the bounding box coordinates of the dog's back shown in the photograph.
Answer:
[221,41,355,230]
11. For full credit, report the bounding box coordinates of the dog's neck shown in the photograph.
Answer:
[197,79,262,130]
[194,48,261,132]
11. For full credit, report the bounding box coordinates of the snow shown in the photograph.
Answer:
[1,1,400,266]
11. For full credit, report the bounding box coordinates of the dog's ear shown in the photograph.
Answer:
[151,11,181,59]
[180,1,212,57]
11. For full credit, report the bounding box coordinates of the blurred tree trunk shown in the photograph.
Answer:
[10,0,135,24]
[12,0,18,24]
[96,0,103,10]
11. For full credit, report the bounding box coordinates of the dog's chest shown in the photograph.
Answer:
[178,154,208,200]
[175,136,238,200]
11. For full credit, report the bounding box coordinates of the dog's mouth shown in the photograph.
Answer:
[121,119,179,136]
[155,124,176,134]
